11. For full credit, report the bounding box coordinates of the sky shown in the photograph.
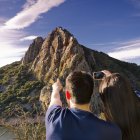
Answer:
[0,0,140,67]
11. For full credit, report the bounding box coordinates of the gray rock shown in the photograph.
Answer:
[22,37,44,64]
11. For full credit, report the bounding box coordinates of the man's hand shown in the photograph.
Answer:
[49,79,63,107]
[52,79,63,93]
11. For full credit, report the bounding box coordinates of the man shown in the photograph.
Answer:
[45,71,122,140]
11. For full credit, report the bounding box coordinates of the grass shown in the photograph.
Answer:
[1,107,46,140]
[13,119,46,140]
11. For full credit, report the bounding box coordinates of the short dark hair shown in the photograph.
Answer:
[66,71,94,104]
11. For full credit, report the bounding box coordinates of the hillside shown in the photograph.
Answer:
[0,62,44,121]
[0,27,140,122]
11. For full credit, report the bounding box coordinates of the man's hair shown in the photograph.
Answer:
[66,71,94,104]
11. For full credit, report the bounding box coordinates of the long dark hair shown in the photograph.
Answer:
[99,73,140,140]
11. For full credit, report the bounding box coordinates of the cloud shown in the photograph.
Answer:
[115,42,140,50]
[89,42,120,46]
[0,27,28,67]
[0,46,27,59]
[0,57,22,67]
[5,0,65,29]
[20,35,38,41]
[108,48,140,60]
[0,43,28,67]
[0,0,65,67]
[0,17,7,26]
[108,39,140,61]
[0,27,26,41]
[23,0,37,9]
[0,17,7,22]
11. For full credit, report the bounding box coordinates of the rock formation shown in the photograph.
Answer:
[31,27,95,84]
[22,37,44,64]
[28,27,98,111]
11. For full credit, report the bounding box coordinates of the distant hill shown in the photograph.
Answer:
[0,27,140,121]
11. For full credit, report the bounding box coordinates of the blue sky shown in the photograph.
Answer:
[0,0,140,67]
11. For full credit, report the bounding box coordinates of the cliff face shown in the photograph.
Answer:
[22,37,44,64]
[31,27,95,84]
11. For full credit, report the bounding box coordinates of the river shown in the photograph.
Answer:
[0,127,15,140]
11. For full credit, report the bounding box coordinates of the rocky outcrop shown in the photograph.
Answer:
[28,27,98,112]
[31,27,96,84]
[22,37,44,64]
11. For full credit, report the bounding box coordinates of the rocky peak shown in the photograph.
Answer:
[31,27,95,85]
[22,37,44,64]
[43,27,78,49]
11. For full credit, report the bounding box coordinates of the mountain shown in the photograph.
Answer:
[0,27,140,122]
[22,37,44,64]
[31,27,95,83]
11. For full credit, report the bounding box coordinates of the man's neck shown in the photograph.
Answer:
[70,101,91,112]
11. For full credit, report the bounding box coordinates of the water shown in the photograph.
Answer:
[0,127,15,140]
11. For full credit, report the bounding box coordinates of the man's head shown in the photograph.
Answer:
[66,71,94,105]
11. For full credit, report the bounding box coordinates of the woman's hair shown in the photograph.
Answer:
[99,73,140,140]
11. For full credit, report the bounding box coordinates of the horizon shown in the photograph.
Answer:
[0,0,140,67]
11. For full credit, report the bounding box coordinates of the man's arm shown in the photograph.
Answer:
[46,79,63,107]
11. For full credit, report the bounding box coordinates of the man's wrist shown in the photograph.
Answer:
[52,89,60,95]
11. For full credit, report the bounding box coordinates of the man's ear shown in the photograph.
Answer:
[66,90,71,100]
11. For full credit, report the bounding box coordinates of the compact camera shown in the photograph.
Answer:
[93,71,105,80]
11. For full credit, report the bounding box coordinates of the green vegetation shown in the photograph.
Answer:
[0,62,44,119]
[13,122,46,140]
[4,108,46,140]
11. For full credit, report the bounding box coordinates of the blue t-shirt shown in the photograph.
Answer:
[45,105,122,140]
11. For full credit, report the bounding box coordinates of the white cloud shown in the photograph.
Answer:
[108,39,140,61]
[108,48,140,60]
[0,0,65,67]
[89,41,120,46]
[23,0,37,9]
[116,42,140,50]
[0,44,28,67]
[0,17,7,22]
[0,27,26,41]
[0,45,27,59]
[114,39,140,50]
[0,27,28,67]
[0,17,7,26]
[5,0,65,29]
[20,35,38,41]
[0,57,22,67]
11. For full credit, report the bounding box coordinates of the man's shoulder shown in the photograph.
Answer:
[91,115,121,135]
[46,105,68,115]
[45,105,69,122]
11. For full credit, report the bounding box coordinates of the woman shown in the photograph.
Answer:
[99,73,140,140]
